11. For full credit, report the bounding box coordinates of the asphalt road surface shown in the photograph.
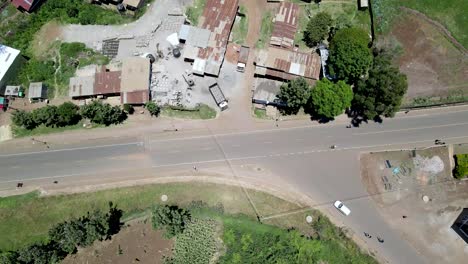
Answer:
[2,109,468,263]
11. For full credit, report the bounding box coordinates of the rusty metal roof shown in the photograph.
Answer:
[121,90,149,105]
[195,0,239,76]
[270,2,299,50]
[94,66,121,95]
[256,47,321,80]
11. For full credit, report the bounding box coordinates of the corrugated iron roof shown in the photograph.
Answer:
[69,76,95,98]
[256,47,321,80]
[194,0,239,76]
[121,90,149,105]
[94,66,121,95]
[270,2,299,50]
[28,82,47,99]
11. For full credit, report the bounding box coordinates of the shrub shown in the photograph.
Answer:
[81,101,127,126]
[151,205,191,238]
[31,105,59,128]
[453,154,468,179]
[11,110,36,130]
[277,77,311,115]
[145,101,160,117]
[123,104,135,115]
[57,102,81,127]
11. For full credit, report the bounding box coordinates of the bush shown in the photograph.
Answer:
[151,205,191,238]
[453,154,468,179]
[145,101,161,117]
[31,105,59,128]
[123,104,135,115]
[11,110,36,130]
[57,102,81,127]
[81,101,127,126]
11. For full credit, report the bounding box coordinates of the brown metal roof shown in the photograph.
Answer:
[196,0,239,75]
[121,90,149,105]
[94,66,121,95]
[256,47,321,80]
[270,2,299,49]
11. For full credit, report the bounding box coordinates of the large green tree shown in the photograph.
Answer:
[304,12,333,47]
[308,79,353,119]
[57,102,81,127]
[277,77,311,114]
[352,54,408,120]
[328,27,372,82]
[80,101,127,126]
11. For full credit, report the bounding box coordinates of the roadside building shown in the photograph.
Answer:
[255,47,321,82]
[10,0,43,12]
[94,66,121,96]
[182,0,239,76]
[28,82,47,102]
[270,2,299,50]
[0,44,22,95]
[120,57,150,104]
[123,0,143,11]
[69,76,95,99]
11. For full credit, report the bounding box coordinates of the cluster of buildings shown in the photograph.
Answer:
[252,2,322,105]
[69,57,151,105]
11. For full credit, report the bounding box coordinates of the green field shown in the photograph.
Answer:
[0,183,376,263]
[372,0,468,48]
[0,183,297,251]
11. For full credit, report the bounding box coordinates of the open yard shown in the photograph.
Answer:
[373,0,468,106]
[361,146,468,263]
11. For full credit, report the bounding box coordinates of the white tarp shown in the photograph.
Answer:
[166,33,179,46]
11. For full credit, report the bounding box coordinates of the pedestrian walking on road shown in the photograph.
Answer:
[193,166,197,171]
[377,236,384,243]
[402,215,407,219]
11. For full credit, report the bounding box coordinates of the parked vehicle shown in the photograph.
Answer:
[236,46,250,72]
[334,200,351,216]
[209,82,228,111]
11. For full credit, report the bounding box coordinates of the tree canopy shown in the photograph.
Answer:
[308,79,353,120]
[277,78,311,114]
[80,101,127,126]
[352,54,408,120]
[328,27,372,83]
[304,12,333,47]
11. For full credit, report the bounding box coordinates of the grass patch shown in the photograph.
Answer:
[231,5,248,45]
[161,104,217,119]
[0,182,296,251]
[373,0,468,48]
[256,11,273,49]
[11,122,86,138]
[185,0,207,26]
[253,108,268,119]
[403,90,468,108]
[453,154,468,179]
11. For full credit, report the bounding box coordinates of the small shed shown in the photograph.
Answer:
[4,86,22,97]
[359,0,369,8]
[28,82,47,102]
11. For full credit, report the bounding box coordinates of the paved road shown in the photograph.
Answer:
[2,109,468,263]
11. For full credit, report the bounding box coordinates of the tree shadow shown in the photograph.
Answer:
[107,202,123,238]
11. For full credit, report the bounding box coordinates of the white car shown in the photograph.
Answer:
[334,200,351,216]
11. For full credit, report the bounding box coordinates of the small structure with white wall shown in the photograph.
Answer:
[0,45,22,95]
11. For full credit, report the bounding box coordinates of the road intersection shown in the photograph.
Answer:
[1,107,468,263]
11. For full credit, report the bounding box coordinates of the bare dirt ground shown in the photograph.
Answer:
[361,146,468,263]
[379,12,468,103]
[32,21,62,59]
[62,219,173,264]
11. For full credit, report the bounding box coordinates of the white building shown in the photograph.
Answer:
[0,44,22,95]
